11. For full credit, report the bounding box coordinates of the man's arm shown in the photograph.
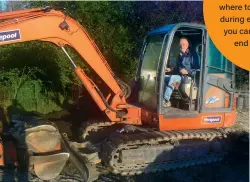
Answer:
[189,53,200,74]
[167,53,181,73]
[166,58,177,72]
[180,54,196,75]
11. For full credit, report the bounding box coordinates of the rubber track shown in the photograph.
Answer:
[79,120,115,141]
[80,121,235,176]
[102,128,232,175]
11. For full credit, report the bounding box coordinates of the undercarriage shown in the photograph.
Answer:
[64,120,238,181]
[1,114,247,182]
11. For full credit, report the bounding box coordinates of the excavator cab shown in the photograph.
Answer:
[135,23,235,130]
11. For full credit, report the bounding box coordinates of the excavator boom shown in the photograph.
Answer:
[0,7,141,181]
[0,7,139,122]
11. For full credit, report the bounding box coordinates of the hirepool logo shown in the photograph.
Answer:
[202,116,222,124]
[0,29,21,42]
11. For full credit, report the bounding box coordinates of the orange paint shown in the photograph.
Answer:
[74,67,107,111]
[0,142,3,166]
[1,141,18,166]
[0,8,142,124]
[205,74,231,109]
[121,105,142,125]
[204,0,250,71]
[158,110,236,131]
[141,109,159,126]
[55,144,61,151]
[0,9,120,94]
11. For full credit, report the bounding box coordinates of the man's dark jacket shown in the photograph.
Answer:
[169,49,200,75]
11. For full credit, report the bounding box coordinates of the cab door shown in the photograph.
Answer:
[200,35,235,113]
[136,34,168,113]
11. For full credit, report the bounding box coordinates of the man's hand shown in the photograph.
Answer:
[180,68,188,75]
[165,68,171,72]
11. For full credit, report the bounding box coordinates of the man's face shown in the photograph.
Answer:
[180,39,189,53]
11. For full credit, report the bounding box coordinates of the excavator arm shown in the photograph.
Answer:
[0,7,141,123]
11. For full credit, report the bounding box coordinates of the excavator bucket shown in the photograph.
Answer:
[30,153,69,180]
[7,115,70,180]
[61,133,100,182]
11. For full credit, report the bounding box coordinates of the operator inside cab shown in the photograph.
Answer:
[163,37,199,108]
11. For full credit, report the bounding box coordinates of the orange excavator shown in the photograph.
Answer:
[0,7,237,181]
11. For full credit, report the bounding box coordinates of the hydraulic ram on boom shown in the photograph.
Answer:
[0,7,141,124]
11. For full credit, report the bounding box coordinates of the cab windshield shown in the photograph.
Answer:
[138,33,168,111]
[141,34,167,72]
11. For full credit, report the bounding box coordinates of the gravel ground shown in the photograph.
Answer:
[233,110,249,133]
[0,110,248,182]
[0,169,83,182]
